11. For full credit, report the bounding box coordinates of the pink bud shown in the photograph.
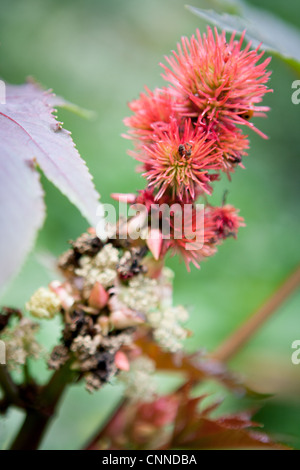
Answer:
[115,351,130,371]
[49,281,74,310]
[88,282,109,309]
[97,316,109,335]
[146,228,163,260]
[110,309,144,329]
[111,193,137,204]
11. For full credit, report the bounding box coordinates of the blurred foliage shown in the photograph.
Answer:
[0,0,299,450]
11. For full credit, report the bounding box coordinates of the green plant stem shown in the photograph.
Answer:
[23,360,31,386]
[0,365,21,406]
[10,362,74,450]
[213,265,300,363]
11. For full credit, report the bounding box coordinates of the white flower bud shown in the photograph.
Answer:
[94,243,119,269]
[26,287,61,319]
[118,356,156,402]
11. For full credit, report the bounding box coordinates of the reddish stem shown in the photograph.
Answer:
[213,265,300,362]
[84,398,128,450]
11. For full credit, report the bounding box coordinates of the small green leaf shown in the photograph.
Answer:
[53,97,96,120]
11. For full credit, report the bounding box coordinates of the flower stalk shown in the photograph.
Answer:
[0,365,21,408]
[213,265,300,362]
[10,361,75,450]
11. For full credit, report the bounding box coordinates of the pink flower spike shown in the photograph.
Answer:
[115,351,130,372]
[88,282,109,310]
[123,87,179,144]
[161,27,272,135]
[147,228,163,260]
[207,204,245,240]
[111,193,137,204]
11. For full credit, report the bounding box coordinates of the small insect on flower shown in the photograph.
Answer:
[178,142,192,158]
[138,119,222,202]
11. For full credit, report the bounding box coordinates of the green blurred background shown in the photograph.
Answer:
[0,0,299,450]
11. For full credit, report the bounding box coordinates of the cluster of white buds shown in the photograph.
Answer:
[118,356,156,402]
[26,287,61,319]
[16,232,190,395]
[3,318,43,370]
[71,334,101,357]
[148,306,189,353]
[119,268,189,352]
[118,274,159,314]
[75,243,119,289]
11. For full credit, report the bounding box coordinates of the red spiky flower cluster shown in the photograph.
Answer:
[119,27,271,269]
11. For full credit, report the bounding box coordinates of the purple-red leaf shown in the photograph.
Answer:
[3,82,101,225]
[0,151,45,289]
[84,387,289,450]
[0,81,101,290]
[167,386,289,450]
[135,335,245,393]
